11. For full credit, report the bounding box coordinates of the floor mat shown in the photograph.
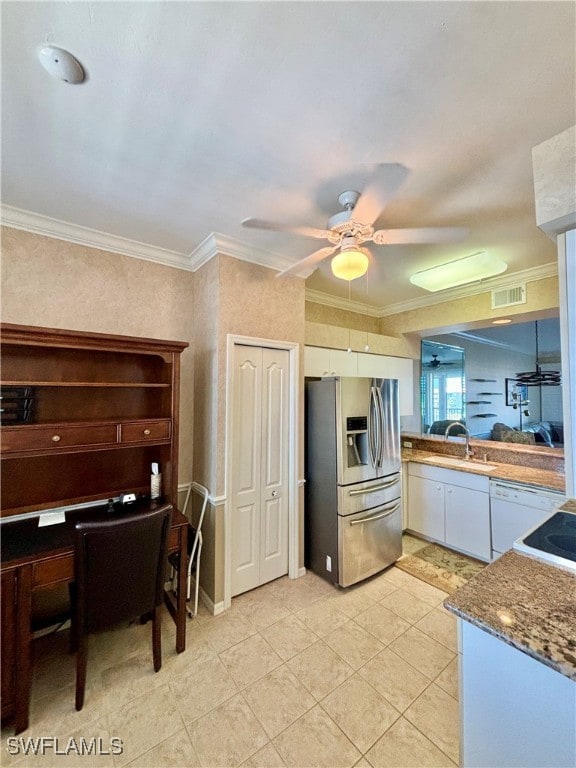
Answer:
[396,537,487,594]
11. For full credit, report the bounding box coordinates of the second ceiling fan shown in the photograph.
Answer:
[242,164,468,279]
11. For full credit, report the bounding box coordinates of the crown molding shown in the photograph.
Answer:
[1,205,307,277]
[306,262,558,317]
[188,232,301,274]
[1,205,192,270]
[376,262,558,317]
[305,288,382,317]
[1,205,559,312]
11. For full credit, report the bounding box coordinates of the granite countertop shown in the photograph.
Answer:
[403,448,565,492]
[444,509,576,680]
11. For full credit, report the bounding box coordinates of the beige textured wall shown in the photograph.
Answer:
[219,254,306,490]
[0,226,196,486]
[305,300,380,333]
[305,321,419,358]
[305,301,419,357]
[191,256,220,602]
[379,276,560,336]
[192,254,306,605]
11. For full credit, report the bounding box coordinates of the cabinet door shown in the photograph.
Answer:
[304,346,331,377]
[408,475,445,540]
[329,349,358,376]
[357,353,414,416]
[445,485,491,560]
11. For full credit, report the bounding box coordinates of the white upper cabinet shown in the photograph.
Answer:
[304,346,414,415]
[357,353,413,415]
[304,346,358,377]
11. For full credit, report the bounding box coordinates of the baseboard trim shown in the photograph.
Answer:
[199,587,225,616]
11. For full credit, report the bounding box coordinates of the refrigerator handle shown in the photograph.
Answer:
[349,502,401,525]
[348,476,399,495]
[367,386,378,468]
[375,385,385,468]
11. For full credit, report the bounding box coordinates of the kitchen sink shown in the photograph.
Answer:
[514,510,576,573]
[422,456,497,471]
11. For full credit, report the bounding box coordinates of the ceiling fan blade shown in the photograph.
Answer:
[372,227,469,245]
[351,163,410,226]
[242,217,334,241]
[276,245,339,278]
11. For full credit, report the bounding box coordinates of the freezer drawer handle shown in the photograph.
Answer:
[348,477,399,496]
[349,503,400,525]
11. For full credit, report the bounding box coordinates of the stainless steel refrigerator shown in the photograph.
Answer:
[305,376,402,587]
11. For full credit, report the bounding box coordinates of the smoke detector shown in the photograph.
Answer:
[38,46,85,84]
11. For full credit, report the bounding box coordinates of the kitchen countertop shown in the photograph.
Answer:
[444,499,576,681]
[403,448,565,492]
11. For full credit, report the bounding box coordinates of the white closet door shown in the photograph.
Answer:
[231,345,289,596]
[259,348,289,585]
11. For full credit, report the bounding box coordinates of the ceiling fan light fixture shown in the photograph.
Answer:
[330,247,369,281]
[409,251,507,292]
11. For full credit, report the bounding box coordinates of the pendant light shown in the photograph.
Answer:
[515,320,561,386]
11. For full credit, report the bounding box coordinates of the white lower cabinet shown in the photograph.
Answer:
[407,462,491,561]
[406,474,445,540]
[459,620,576,767]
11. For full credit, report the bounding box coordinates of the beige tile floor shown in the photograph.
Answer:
[3,549,460,768]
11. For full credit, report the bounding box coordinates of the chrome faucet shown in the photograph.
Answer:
[444,421,474,460]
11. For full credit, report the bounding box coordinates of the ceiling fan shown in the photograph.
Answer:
[423,354,457,369]
[242,164,468,280]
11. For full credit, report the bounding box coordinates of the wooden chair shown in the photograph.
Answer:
[169,483,209,618]
[73,506,171,711]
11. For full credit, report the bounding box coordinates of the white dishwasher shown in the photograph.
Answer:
[490,480,565,560]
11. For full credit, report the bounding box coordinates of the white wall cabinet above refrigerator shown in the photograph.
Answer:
[304,346,414,416]
[304,346,358,378]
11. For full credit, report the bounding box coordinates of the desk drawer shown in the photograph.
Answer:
[33,556,74,589]
[120,420,171,443]
[2,424,118,453]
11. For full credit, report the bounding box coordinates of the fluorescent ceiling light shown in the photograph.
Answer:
[492,318,512,325]
[409,251,507,292]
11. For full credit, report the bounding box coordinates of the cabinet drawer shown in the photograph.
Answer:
[2,423,118,453]
[33,555,74,588]
[120,420,171,443]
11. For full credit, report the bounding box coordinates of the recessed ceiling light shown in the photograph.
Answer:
[409,251,507,292]
[492,318,512,325]
[38,46,85,84]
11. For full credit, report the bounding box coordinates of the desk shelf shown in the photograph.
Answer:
[0,324,187,518]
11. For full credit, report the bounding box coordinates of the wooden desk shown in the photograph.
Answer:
[0,500,188,734]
